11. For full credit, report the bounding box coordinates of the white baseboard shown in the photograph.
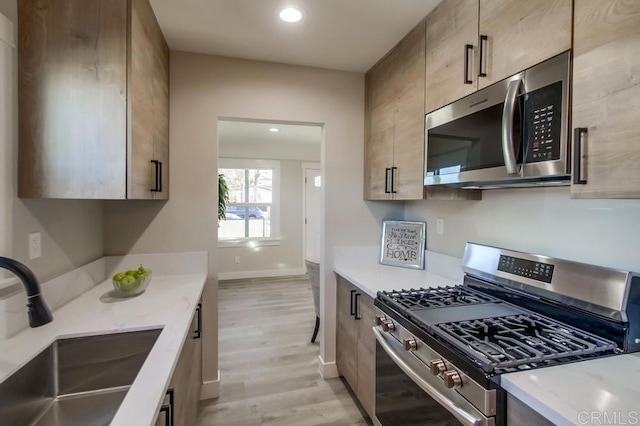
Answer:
[200,370,221,400]
[318,355,339,379]
[218,267,306,281]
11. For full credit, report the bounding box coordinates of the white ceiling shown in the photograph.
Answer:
[150,0,442,72]
[218,120,321,161]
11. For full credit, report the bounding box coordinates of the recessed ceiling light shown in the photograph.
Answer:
[269,128,280,132]
[279,7,302,23]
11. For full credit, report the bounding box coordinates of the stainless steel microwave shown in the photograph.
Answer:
[424,51,571,189]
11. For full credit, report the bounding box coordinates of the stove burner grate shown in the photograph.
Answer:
[433,314,618,373]
[380,286,499,310]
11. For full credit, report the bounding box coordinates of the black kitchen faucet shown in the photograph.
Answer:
[0,256,53,327]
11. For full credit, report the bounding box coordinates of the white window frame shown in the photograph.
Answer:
[218,158,281,247]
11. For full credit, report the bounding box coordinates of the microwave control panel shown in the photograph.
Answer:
[524,81,563,163]
[498,255,555,284]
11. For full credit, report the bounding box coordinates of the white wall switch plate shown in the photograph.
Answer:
[234,256,240,264]
[29,232,42,260]
[436,218,444,236]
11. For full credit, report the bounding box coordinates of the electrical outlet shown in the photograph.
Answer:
[29,232,42,260]
[234,256,241,264]
[436,218,444,236]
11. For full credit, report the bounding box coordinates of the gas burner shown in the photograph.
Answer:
[381,286,499,310]
[433,313,618,373]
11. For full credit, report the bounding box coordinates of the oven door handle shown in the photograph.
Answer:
[502,78,523,176]
[373,327,482,426]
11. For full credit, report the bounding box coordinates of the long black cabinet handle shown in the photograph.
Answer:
[350,290,356,316]
[463,44,473,84]
[158,161,163,192]
[151,160,160,192]
[167,388,174,426]
[478,35,488,77]
[354,293,361,320]
[159,388,174,425]
[573,128,588,185]
[384,168,391,194]
[160,405,170,425]
[194,303,202,339]
[391,167,398,194]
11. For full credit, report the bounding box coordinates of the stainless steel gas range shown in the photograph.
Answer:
[373,243,640,426]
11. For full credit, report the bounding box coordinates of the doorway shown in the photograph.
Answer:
[217,118,322,279]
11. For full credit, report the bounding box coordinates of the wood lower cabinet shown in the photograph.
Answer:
[18,0,169,199]
[335,274,375,418]
[477,0,572,89]
[364,20,425,201]
[571,0,640,199]
[156,304,203,426]
[506,393,554,425]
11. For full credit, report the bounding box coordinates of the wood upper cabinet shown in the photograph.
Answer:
[477,0,572,89]
[129,0,170,200]
[425,0,479,114]
[335,275,375,418]
[18,0,169,199]
[364,20,425,201]
[571,1,640,199]
[424,0,571,113]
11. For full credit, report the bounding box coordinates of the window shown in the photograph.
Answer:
[219,159,280,241]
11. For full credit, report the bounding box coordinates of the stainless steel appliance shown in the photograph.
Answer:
[424,52,571,189]
[373,243,640,425]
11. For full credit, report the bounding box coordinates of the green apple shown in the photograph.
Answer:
[112,273,126,282]
[133,271,146,280]
[120,275,137,291]
[125,270,137,276]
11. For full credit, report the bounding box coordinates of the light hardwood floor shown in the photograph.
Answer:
[197,277,372,426]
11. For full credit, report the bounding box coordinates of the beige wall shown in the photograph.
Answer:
[406,187,640,272]
[104,52,402,385]
[1,1,103,287]
[218,160,309,279]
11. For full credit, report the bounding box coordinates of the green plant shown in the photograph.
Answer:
[218,173,230,222]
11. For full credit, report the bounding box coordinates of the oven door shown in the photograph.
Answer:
[373,327,493,426]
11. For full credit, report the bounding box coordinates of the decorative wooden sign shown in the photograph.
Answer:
[379,221,426,269]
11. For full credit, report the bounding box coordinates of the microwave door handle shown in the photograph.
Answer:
[502,79,523,176]
[373,327,482,426]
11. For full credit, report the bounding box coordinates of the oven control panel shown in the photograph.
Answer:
[498,255,554,283]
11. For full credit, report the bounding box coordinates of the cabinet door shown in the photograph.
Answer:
[356,292,375,419]
[364,102,394,200]
[425,0,479,114]
[336,275,359,390]
[391,20,426,201]
[128,0,157,199]
[151,5,170,200]
[571,1,640,199]
[18,0,128,199]
[156,307,201,426]
[364,61,395,201]
[478,0,571,89]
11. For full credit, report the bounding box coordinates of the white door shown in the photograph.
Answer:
[304,168,321,263]
[0,13,14,267]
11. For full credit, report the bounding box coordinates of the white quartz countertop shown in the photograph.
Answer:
[502,353,640,425]
[333,246,463,297]
[0,254,207,426]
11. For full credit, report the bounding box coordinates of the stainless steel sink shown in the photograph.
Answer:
[0,329,162,425]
